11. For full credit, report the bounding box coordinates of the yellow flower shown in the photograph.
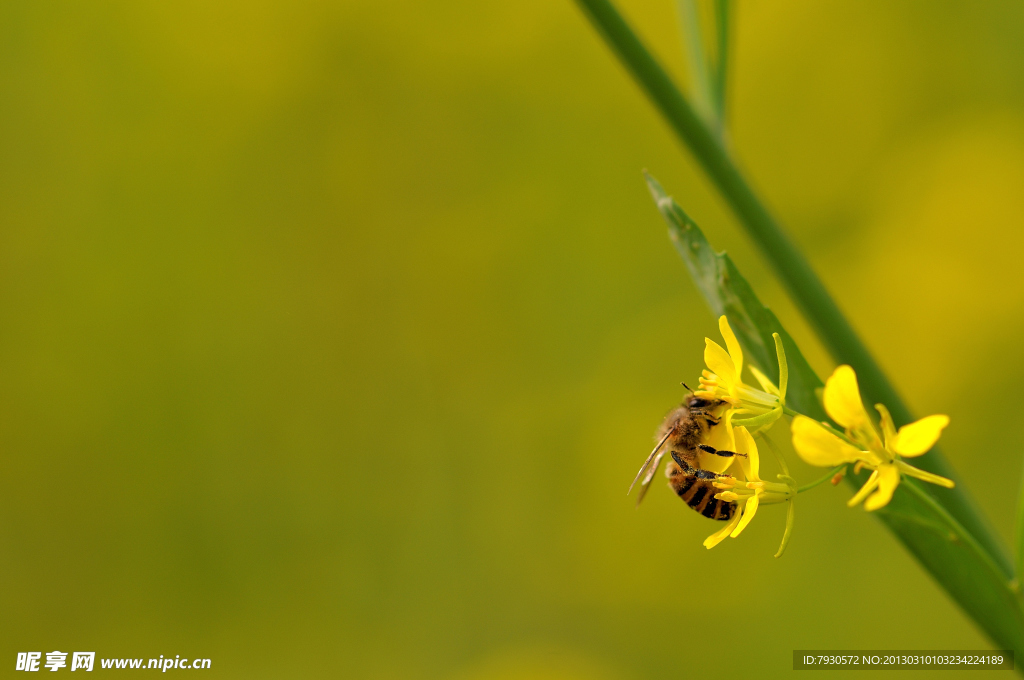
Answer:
[790,365,953,511]
[697,316,788,435]
[703,426,795,549]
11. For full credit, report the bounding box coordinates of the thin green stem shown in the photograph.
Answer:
[757,431,790,476]
[710,0,729,133]
[798,465,846,494]
[676,0,711,122]
[781,404,862,450]
[817,421,859,448]
[574,0,1010,577]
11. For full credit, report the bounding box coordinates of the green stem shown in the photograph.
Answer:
[574,0,1010,577]
[782,404,862,450]
[798,465,846,493]
[757,431,790,476]
[710,0,729,133]
[817,421,860,448]
[676,0,711,123]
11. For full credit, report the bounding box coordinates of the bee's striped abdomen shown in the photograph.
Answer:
[667,459,736,521]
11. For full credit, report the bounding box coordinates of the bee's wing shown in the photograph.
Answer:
[628,428,673,496]
[633,447,668,507]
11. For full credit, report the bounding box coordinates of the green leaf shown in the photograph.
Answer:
[646,172,1024,657]
[646,172,822,420]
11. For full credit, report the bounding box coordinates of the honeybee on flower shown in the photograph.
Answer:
[634,314,954,555]
[631,315,796,554]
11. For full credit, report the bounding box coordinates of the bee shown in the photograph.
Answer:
[628,388,744,520]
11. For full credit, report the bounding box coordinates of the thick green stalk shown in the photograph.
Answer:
[574,0,1011,576]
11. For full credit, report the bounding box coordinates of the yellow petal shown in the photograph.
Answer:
[704,339,736,385]
[847,469,880,507]
[891,415,949,457]
[864,465,901,511]
[897,461,955,488]
[700,410,737,474]
[791,416,863,467]
[823,365,870,430]
[719,315,743,377]
[703,509,743,549]
[731,493,760,537]
[875,403,897,448]
[734,425,759,481]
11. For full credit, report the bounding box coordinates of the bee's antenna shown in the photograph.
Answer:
[681,382,694,394]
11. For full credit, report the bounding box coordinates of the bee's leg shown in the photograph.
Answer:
[669,450,697,472]
[671,451,734,480]
[697,443,748,459]
[691,407,721,432]
[694,468,730,480]
[690,407,721,427]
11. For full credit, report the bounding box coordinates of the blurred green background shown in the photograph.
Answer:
[2,0,1024,677]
